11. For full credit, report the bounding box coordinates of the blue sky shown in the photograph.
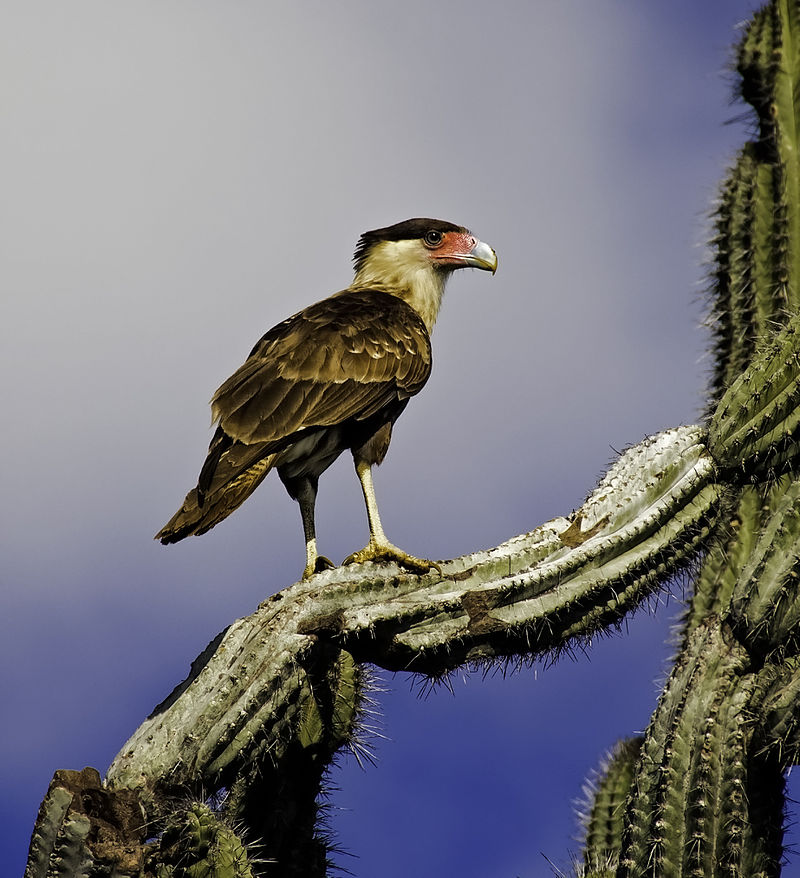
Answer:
[3,2,789,875]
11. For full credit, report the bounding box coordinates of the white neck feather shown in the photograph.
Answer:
[352,239,449,333]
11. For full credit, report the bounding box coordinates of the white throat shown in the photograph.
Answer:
[352,239,449,332]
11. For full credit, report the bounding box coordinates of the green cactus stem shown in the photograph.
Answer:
[709,313,800,476]
[706,0,800,408]
[753,654,800,765]
[580,738,643,875]
[96,426,719,874]
[682,486,763,636]
[707,147,762,397]
[24,768,144,878]
[735,1,800,311]
[104,427,719,802]
[728,477,800,655]
[149,802,255,878]
[619,620,783,877]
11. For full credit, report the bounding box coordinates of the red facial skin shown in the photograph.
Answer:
[426,230,479,267]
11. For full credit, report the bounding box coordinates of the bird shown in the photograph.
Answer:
[156,218,497,579]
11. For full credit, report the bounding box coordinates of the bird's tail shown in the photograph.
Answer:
[156,452,277,544]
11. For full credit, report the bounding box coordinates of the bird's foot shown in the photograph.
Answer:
[302,555,336,580]
[343,541,442,575]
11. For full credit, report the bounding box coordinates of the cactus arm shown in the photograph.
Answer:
[619,620,783,878]
[755,654,800,765]
[774,0,800,306]
[93,426,721,872]
[682,486,762,636]
[25,786,93,878]
[24,768,144,878]
[713,151,760,394]
[104,427,718,801]
[579,737,643,875]
[318,427,719,670]
[709,312,800,475]
[728,477,800,654]
[736,0,800,312]
[149,803,256,878]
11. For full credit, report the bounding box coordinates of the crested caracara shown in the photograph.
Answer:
[156,218,497,579]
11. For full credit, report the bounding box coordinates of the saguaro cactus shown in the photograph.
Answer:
[23,2,800,875]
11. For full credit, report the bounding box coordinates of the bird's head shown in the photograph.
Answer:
[351,218,497,330]
[353,218,497,277]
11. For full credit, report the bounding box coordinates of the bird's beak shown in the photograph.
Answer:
[463,238,498,274]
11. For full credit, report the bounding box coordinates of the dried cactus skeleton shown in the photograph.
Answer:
[24,2,800,875]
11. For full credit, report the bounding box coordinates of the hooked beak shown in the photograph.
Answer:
[463,238,498,274]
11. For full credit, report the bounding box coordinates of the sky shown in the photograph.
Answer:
[2,2,789,876]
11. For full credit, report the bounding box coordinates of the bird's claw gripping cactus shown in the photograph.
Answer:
[24,2,800,876]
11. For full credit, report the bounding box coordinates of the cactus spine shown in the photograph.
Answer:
[609,2,800,874]
[23,2,800,876]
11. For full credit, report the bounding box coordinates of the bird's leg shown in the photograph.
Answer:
[294,478,335,580]
[343,456,441,575]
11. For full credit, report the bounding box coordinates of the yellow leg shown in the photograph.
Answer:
[343,458,441,575]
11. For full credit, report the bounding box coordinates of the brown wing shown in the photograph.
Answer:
[210,289,432,444]
[156,289,431,544]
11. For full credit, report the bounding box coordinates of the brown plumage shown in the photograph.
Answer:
[156,218,497,579]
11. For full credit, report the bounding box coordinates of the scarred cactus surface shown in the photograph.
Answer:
[24,3,800,876]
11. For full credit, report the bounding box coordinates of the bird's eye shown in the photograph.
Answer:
[424,229,444,248]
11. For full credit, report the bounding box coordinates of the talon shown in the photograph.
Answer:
[343,541,441,575]
[302,555,336,580]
